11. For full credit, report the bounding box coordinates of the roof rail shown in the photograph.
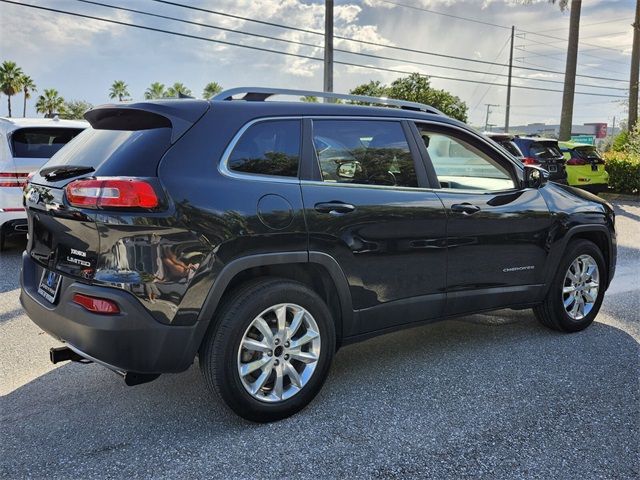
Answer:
[212,87,445,115]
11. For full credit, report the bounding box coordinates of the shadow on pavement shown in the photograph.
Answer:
[1,313,638,478]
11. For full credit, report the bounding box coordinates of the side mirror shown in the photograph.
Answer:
[523,165,548,189]
[337,161,359,179]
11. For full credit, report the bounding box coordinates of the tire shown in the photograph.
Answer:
[534,239,606,333]
[199,277,336,422]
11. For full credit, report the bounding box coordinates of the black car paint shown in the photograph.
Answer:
[20,99,616,375]
[512,137,568,183]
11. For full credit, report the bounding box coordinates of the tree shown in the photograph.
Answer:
[300,95,319,103]
[61,100,93,120]
[109,80,130,102]
[0,61,24,117]
[20,74,36,117]
[202,81,222,100]
[35,89,65,117]
[144,82,166,100]
[166,82,192,98]
[350,73,468,122]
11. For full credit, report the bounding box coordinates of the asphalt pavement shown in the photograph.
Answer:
[1,199,638,479]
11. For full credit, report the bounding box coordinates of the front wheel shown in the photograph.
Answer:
[534,239,606,332]
[200,278,336,422]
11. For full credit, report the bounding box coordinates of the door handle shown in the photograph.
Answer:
[451,203,481,215]
[314,202,356,215]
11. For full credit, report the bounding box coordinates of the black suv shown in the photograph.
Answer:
[512,136,568,184]
[20,88,616,422]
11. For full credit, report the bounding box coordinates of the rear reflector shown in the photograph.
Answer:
[72,293,120,314]
[65,178,159,209]
[0,207,25,212]
[0,172,29,188]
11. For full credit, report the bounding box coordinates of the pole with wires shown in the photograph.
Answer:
[504,26,515,133]
[323,0,334,101]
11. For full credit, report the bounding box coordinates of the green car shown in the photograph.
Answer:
[559,141,609,194]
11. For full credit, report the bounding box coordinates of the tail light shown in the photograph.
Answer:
[73,293,120,314]
[0,172,29,187]
[566,157,588,166]
[65,178,159,209]
[523,157,539,165]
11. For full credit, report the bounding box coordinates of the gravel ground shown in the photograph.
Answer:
[1,200,638,479]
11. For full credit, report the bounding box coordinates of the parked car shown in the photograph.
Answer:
[512,136,568,184]
[20,89,616,422]
[559,141,609,194]
[484,132,525,161]
[0,117,86,249]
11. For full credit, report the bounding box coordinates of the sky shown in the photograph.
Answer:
[0,0,635,129]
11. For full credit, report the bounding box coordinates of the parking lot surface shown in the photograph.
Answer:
[1,199,638,479]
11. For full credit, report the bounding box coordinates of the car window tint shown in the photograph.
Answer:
[500,140,523,158]
[417,126,515,191]
[312,120,418,188]
[530,142,562,159]
[11,128,84,158]
[228,120,301,177]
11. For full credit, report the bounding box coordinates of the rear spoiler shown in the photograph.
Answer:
[85,100,209,144]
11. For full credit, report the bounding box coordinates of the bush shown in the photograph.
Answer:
[604,151,640,195]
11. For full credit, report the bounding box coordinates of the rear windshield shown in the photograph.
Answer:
[574,146,602,160]
[11,127,84,158]
[42,127,172,178]
[498,140,523,157]
[529,142,562,159]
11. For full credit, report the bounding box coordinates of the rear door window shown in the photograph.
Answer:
[227,120,301,177]
[11,128,84,158]
[311,120,419,188]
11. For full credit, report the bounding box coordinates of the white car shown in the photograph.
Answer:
[0,117,86,250]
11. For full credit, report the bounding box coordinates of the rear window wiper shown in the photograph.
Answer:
[40,165,95,181]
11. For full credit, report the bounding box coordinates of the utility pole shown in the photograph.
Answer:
[505,26,515,133]
[612,116,616,137]
[485,104,498,131]
[323,0,334,102]
[559,0,582,141]
[628,0,639,130]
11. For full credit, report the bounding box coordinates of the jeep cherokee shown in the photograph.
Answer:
[20,88,616,422]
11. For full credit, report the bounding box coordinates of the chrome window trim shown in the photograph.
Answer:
[218,115,521,189]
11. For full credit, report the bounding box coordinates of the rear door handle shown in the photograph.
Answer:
[451,203,481,215]
[314,202,356,215]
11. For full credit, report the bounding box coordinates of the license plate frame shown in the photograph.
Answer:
[591,164,598,172]
[548,164,558,173]
[37,269,62,304]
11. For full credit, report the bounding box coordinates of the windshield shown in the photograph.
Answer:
[11,127,84,158]
[530,141,562,159]
[574,146,601,160]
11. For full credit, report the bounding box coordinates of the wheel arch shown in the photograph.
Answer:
[543,224,613,296]
[192,252,353,357]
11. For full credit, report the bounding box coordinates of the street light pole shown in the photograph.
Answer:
[323,0,334,102]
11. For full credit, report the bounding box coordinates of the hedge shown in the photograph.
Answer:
[604,151,640,195]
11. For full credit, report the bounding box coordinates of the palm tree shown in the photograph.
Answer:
[0,61,24,117]
[35,89,65,117]
[144,82,166,100]
[109,80,130,102]
[202,82,222,100]
[166,82,192,98]
[61,100,93,120]
[20,75,36,117]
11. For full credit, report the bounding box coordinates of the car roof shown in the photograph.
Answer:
[514,136,558,143]
[558,141,593,148]
[0,117,88,133]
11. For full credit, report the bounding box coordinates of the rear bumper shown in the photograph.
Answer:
[20,252,202,374]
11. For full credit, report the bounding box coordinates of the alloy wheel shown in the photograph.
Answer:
[562,254,600,321]
[237,303,321,402]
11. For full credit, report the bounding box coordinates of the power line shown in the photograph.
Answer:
[147,0,628,83]
[0,0,627,99]
[375,0,629,54]
[65,1,627,92]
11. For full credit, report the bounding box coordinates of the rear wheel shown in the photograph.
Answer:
[200,278,335,422]
[534,239,606,332]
